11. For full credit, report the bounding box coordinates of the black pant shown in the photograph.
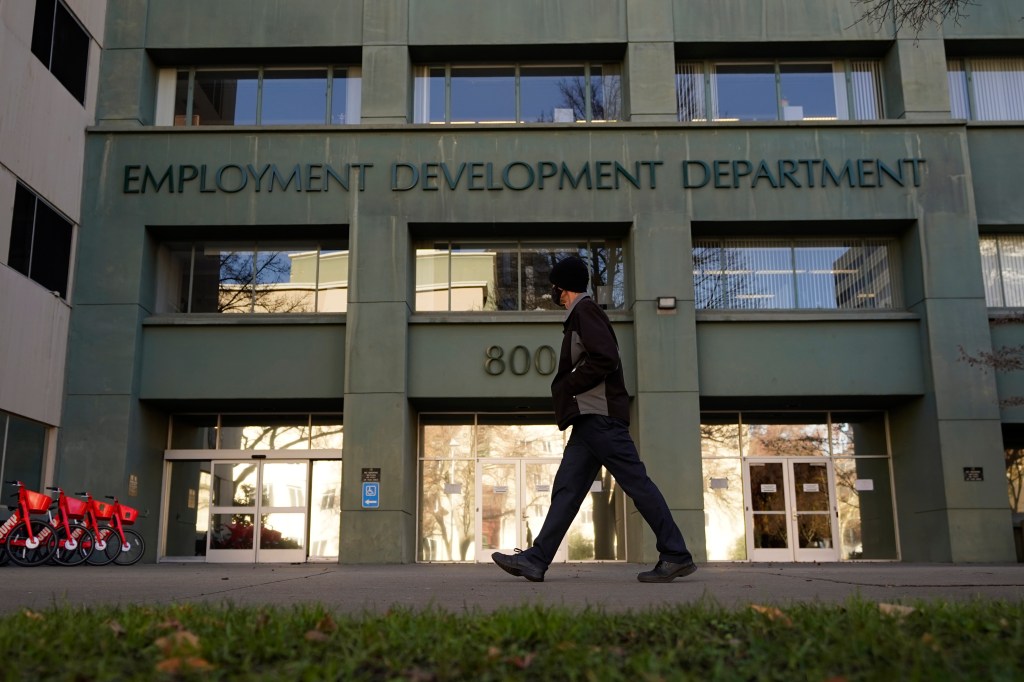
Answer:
[526,414,692,566]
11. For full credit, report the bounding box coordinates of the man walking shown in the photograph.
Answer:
[491,255,697,583]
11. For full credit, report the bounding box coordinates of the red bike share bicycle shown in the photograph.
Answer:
[0,481,58,566]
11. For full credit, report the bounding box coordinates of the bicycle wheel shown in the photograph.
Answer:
[7,520,57,566]
[112,529,145,566]
[85,526,121,566]
[53,525,95,566]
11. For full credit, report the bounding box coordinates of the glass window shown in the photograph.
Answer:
[156,241,348,314]
[8,183,73,299]
[192,70,259,125]
[833,457,898,559]
[170,415,219,450]
[779,63,847,121]
[260,69,328,125]
[713,63,776,121]
[173,67,359,126]
[950,57,1024,121]
[694,237,902,311]
[520,66,585,122]
[743,414,831,457]
[330,67,361,124]
[219,415,314,450]
[702,457,746,560]
[415,239,625,312]
[0,412,47,491]
[451,66,516,123]
[31,0,89,104]
[164,460,212,556]
[414,63,622,124]
[979,234,1024,307]
[680,60,882,122]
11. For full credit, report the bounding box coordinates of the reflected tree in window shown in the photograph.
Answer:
[216,251,313,313]
[553,75,622,122]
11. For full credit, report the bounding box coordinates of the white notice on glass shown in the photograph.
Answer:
[709,478,729,490]
[493,486,508,494]
[536,484,550,493]
[444,483,462,495]
[760,483,777,493]
[854,479,874,491]
[803,483,820,493]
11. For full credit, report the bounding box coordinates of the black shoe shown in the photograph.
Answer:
[637,559,698,583]
[491,549,546,582]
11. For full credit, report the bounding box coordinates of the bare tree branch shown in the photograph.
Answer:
[851,0,976,34]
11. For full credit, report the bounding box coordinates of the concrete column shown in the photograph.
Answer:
[629,213,706,561]
[882,28,951,120]
[361,0,410,124]
[340,214,415,562]
[95,1,155,126]
[893,211,1017,561]
[624,0,677,123]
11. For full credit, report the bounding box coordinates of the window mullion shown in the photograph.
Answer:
[445,65,452,124]
[187,244,196,313]
[790,241,799,308]
[26,197,39,280]
[256,67,264,125]
[325,66,334,125]
[584,63,592,122]
[704,61,713,121]
[964,59,977,121]
[185,69,196,127]
[314,245,322,312]
[997,236,1008,308]
[514,65,521,123]
[844,60,856,119]
[775,62,783,120]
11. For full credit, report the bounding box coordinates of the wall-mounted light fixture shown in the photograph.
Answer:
[656,296,677,310]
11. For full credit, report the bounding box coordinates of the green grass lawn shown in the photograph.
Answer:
[0,598,1020,680]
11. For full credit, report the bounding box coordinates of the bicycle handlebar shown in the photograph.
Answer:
[105,495,115,500]
[74,491,88,496]
[46,486,60,492]
[5,480,20,486]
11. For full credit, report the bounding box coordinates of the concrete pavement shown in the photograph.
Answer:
[1,562,1022,614]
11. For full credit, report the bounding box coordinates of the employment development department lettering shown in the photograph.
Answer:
[122,158,925,194]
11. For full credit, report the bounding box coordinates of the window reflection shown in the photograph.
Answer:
[174,66,359,126]
[192,70,258,125]
[156,241,349,314]
[415,240,625,312]
[260,69,327,125]
[451,66,516,123]
[693,238,901,310]
[414,63,621,124]
[520,66,585,122]
[679,60,882,121]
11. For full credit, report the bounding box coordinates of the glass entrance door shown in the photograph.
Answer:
[207,460,308,563]
[744,458,839,562]
[476,459,567,563]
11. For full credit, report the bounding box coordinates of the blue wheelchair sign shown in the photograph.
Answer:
[362,482,379,509]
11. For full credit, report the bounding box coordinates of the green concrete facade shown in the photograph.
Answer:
[60,0,1023,563]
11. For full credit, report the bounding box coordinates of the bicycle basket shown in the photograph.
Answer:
[24,489,53,514]
[65,496,88,519]
[119,505,139,525]
[92,501,114,520]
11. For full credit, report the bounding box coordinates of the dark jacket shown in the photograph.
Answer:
[550,294,631,430]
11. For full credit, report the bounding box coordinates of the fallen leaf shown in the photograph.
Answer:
[509,653,537,669]
[157,618,184,631]
[316,615,337,633]
[107,620,126,637]
[878,603,916,618]
[304,630,330,642]
[749,604,793,626]
[154,630,201,657]
[486,646,502,659]
[23,610,44,621]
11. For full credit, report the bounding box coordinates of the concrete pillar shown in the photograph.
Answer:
[361,0,410,124]
[340,214,415,562]
[625,0,677,123]
[630,213,706,561]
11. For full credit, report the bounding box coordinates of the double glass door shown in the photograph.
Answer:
[477,459,568,563]
[208,460,308,563]
[745,458,839,562]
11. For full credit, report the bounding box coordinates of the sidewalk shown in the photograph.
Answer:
[1,562,1021,614]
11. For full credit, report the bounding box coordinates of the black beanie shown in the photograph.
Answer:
[549,256,589,293]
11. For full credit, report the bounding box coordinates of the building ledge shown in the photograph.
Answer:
[143,313,345,326]
[697,311,920,323]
